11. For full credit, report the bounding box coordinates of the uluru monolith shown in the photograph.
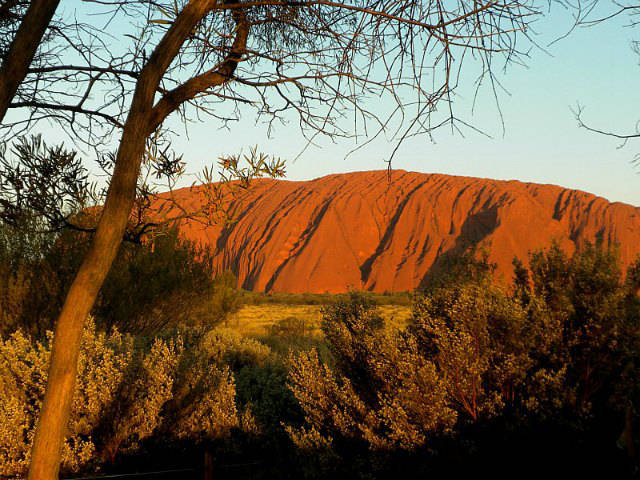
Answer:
[158,170,640,293]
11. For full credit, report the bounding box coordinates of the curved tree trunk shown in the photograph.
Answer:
[0,0,60,122]
[26,50,159,480]
[26,2,228,477]
[26,107,149,480]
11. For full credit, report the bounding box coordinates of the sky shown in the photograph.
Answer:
[163,2,640,206]
[22,2,640,206]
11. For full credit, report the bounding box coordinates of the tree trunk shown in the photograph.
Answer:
[0,0,60,122]
[27,104,150,480]
[26,1,240,476]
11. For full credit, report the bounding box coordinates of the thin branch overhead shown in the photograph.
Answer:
[1,0,545,240]
[2,0,540,155]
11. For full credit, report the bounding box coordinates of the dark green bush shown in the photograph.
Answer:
[0,224,241,336]
[97,231,241,333]
[0,220,68,337]
[420,244,496,291]
[236,361,303,434]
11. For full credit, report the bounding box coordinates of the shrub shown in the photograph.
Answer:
[0,318,135,475]
[288,246,640,467]
[525,242,631,414]
[0,221,59,337]
[97,231,241,333]
[409,283,533,422]
[199,327,271,371]
[0,224,242,337]
[420,244,496,291]
[236,361,303,435]
[0,320,267,477]
[269,317,309,338]
[288,294,456,452]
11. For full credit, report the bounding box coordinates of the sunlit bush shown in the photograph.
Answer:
[288,245,640,461]
[288,293,456,451]
[0,320,266,477]
[199,327,271,371]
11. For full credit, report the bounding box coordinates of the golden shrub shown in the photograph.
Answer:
[200,327,271,369]
[288,295,457,451]
[0,321,254,477]
[0,329,49,475]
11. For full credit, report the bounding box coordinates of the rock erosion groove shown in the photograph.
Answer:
[156,170,640,292]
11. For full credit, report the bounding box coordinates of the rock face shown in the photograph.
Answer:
[164,170,640,293]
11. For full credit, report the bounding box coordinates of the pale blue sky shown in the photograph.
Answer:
[23,2,640,206]
[162,3,640,206]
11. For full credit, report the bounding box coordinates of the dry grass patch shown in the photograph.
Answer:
[226,303,412,337]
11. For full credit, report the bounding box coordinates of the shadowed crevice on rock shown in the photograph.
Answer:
[149,171,640,293]
[265,197,333,292]
[359,179,431,285]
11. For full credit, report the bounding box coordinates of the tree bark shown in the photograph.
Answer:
[26,115,147,480]
[26,1,242,477]
[0,0,60,123]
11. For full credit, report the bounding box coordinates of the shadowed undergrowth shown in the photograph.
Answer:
[1,225,639,478]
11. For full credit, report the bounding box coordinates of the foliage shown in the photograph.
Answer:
[0,220,64,336]
[206,271,243,324]
[198,328,271,372]
[288,245,640,473]
[524,242,631,413]
[97,231,241,333]
[0,320,273,477]
[0,136,96,232]
[409,284,533,422]
[0,136,286,243]
[0,225,241,337]
[420,245,496,291]
[288,293,456,453]
[2,238,639,477]
[236,361,303,436]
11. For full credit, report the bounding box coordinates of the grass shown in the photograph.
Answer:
[225,303,412,338]
[240,290,413,306]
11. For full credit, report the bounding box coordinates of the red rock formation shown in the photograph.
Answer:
[159,170,640,292]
